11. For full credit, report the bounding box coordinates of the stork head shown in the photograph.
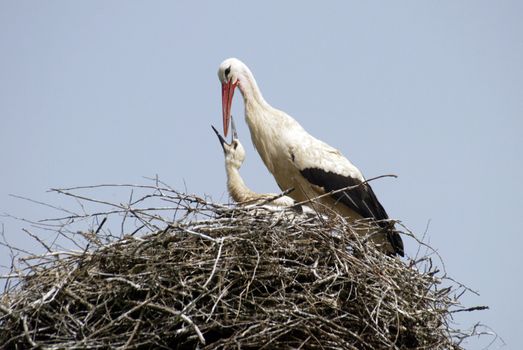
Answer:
[212,116,246,169]
[218,58,247,137]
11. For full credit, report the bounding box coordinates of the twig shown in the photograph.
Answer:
[22,314,37,347]
[0,303,13,315]
[203,237,224,289]
[181,313,206,345]
[294,174,398,207]
[451,305,489,313]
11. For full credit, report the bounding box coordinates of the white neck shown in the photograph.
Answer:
[225,164,259,203]
[237,66,270,110]
[237,68,288,176]
[234,62,302,177]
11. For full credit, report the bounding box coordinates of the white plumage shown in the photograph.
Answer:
[217,58,404,256]
[211,121,296,208]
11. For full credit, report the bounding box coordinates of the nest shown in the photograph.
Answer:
[0,183,486,349]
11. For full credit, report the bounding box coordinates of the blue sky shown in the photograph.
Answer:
[1,1,521,348]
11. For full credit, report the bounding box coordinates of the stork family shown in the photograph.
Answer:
[213,58,404,256]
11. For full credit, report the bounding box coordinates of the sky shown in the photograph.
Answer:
[1,1,521,348]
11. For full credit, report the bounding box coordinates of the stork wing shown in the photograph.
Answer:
[290,138,404,256]
[300,166,404,256]
[288,138,385,219]
[299,167,388,220]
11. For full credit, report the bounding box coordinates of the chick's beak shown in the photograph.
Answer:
[230,115,238,140]
[211,125,227,151]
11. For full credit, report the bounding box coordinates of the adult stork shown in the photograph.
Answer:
[218,58,404,256]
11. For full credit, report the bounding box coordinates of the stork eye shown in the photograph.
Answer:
[232,141,238,149]
[224,66,231,78]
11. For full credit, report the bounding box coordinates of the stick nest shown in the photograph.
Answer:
[0,184,484,349]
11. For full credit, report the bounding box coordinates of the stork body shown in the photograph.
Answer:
[218,58,404,256]
[212,124,296,207]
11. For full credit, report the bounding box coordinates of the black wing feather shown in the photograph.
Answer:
[300,167,404,256]
[300,168,387,219]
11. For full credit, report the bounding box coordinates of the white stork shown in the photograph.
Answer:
[211,118,296,207]
[217,58,404,256]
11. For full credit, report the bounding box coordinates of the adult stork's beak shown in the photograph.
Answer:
[221,80,237,137]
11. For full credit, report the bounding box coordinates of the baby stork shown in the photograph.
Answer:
[212,118,296,207]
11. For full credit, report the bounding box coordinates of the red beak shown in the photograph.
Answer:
[221,80,237,137]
